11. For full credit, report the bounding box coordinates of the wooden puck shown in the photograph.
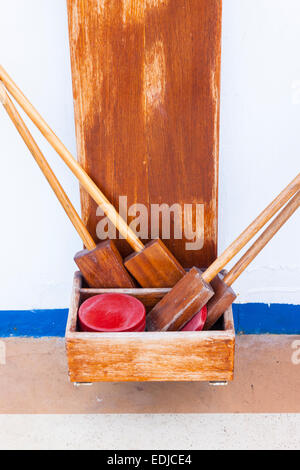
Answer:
[78,294,146,332]
[181,306,208,331]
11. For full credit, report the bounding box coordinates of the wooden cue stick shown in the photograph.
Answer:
[0,66,144,252]
[0,81,96,251]
[0,66,299,270]
[224,191,300,287]
[202,174,300,283]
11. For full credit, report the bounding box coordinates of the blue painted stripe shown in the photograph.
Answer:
[0,309,69,338]
[0,304,299,337]
[233,303,300,335]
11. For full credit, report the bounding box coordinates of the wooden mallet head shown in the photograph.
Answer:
[74,240,135,288]
[124,239,186,288]
[146,268,213,331]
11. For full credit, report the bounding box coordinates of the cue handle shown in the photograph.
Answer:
[203,174,300,283]
[0,66,144,253]
[0,81,96,251]
[224,191,300,286]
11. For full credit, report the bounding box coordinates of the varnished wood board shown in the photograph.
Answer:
[65,272,235,383]
[67,0,222,268]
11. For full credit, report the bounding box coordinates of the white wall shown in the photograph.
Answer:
[0,0,299,309]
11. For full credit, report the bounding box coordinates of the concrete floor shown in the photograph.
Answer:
[0,335,300,413]
[1,335,300,449]
[0,414,299,450]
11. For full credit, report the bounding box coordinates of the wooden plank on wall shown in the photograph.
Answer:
[67,0,222,268]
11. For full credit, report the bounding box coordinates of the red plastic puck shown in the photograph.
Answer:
[181,305,207,331]
[78,294,146,332]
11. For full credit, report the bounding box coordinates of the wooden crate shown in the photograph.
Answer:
[65,272,235,382]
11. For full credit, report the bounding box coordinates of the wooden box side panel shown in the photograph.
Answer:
[66,272,235,382]
[66,272,82,334]
[66,332,234,382]
[67,0,222,268]
[66,273,235,382]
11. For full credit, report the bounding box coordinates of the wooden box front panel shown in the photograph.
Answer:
[67,0,222,268]
[66,273,235,383]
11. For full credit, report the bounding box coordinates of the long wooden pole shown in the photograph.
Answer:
[0,81,96,251]
[0,66,144,252]
[202,174,300,283]
[1,66,299,270]
[224,191,300,286]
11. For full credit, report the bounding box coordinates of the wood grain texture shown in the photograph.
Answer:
[74,240,135,288]
[146,267,214,331]
[125,239,185,287]
[66,272,235,383]
[66,331,235,382]
[204,275,237,331]
[67,0,222,267]
[79,286,170,313]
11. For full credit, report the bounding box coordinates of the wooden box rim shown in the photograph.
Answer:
[65,272,235,383]
[66,272,235,339]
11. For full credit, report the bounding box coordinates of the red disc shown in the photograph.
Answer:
[181,305,207,331]
[78,294,146,332]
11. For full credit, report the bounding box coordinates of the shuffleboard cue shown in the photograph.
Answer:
[204,191,300,329]
[147,181,300,331]
[0,81,135,288]
[0,66,186,288]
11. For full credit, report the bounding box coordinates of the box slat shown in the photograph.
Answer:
[65,273,235,382]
